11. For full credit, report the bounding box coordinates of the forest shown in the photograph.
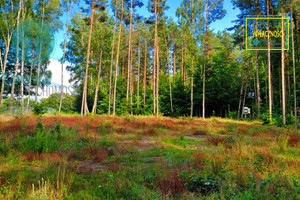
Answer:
[0,0,298,127]
[0,0,300,199]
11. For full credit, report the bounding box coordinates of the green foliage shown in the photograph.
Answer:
[277,135,289,152]
[41,93,77,113]
[0,140,8,156]
[253,151,268,172]
[33,103,47,115]
[18,122,58,153]
[180,168,220,195]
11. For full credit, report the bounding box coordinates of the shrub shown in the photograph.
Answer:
[18,122,58,153]
[226,123,238,133]
[277,135,289,152]
[33,103,47,115]
[180,168,219,195]
[98,121,106,136]
[0,141,8,156]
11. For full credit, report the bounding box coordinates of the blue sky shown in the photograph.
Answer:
[50,0,241,60]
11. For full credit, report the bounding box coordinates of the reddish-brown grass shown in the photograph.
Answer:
[155,168,186,196]
[207,137,226,146]
[288,135,300,147]
[83,147,109,163]
[192,151,207,169]
[142,128,157,136]
[256,148,273,163]
[193,129,207,136]
[253,132,274,138]
[108,162,120,172]
[22,152,62,162]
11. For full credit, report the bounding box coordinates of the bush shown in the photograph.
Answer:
[277,135,289,152]
[33,103,47,115]
[18,122,58,153]
[0,141,8,156]
[180,168,219,195]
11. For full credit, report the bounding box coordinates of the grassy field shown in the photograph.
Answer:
[0,115,299,199]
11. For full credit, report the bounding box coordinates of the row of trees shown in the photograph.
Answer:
[0,0,299,127]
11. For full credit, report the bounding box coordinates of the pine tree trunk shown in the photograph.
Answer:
[130,45,133,115]
[173,45,176,77]
[152,49,156,114]
[267,0,272,120]
[126,0,133,109]
[35,3,45,104]
[20,7,26,114]
[0,34,13,107]
[59,2,72,115]
[9,0,22,110]
[163,29,173,114]
[238,70,245,118]
[143,41,147,110]
[27,54,34,112]
[242,65,250,118]
[92,45,103,114]
[281,10,286,125]
[181,37,184,82]
[190,59,194,118]
[113,0,124,116]
[108,0,118,116]
[291,9,297,129]
[137,39,141,113]
[81,0,95,116]
[203,5,208,119]
[255,51,261,118]
[155,0,159,117]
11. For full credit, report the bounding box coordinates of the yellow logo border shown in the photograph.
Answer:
[245,17,290,51]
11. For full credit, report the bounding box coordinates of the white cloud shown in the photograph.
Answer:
[48,59,71,87]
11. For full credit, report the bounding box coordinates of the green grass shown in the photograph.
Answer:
[0,116,299,199]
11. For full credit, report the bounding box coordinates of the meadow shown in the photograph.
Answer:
[0,115,299,199]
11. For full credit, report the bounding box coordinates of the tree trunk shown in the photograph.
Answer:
[152,49,156,114]
[281,10,286,125]
[173,45,176,77]
[242,65,250,118]
[291,10,297,129]
[130,45,133,115]
[108,0,118,116]
[27,56,34,112]
[163,28,173,114]
[267,0,272,120]
[81,0,95,116]
[9,0,22,110]
[0,36,12,107]
[92,44,103,114]
[59,2,72,115]
[143,41,147,110]
[203,4,208,119]
[137,39,141,113]
[155,0,159,118]
[190,59,194,118]
[126,0,133,108]
[238,70,245,118]
[181,36,184,82]
[255,51,261,118]
[113,0,124,116]
[20,6,26,114]
[35,2,45,104]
